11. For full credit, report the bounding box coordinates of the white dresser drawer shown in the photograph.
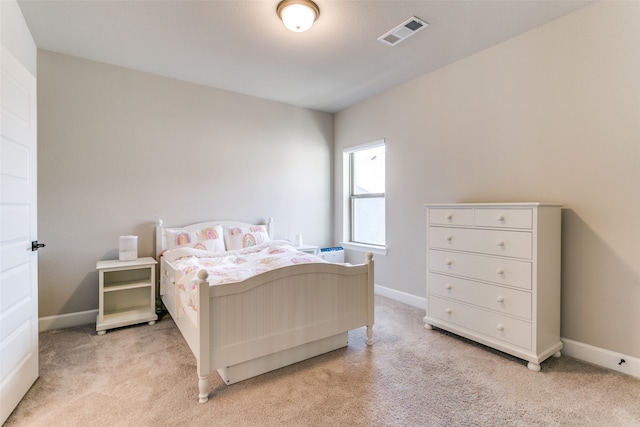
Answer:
[428,273,532,319]
[428,208,473,226]
[429,226,532,259]
[429,296,532,350]
[429,249,532,290]
[474,208,533,229]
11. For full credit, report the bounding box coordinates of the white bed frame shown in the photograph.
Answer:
[155,219,374,403]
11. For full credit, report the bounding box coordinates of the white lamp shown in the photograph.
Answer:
[277,0,320,33]
[119,235,138,261]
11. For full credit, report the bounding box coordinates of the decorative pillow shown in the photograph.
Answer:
[165,224,225,252]
[224,225,270,250]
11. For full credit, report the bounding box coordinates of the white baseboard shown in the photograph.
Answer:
[374,284,426,309]
[40,293,640,380]
[39,309,97,332]
[561,338,640,379]
[374,285,640,379]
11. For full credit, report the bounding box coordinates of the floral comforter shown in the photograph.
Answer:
[163,241,327,323]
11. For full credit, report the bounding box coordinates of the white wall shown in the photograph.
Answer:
[37,51,334,319]
[334,2,640,358]
[1,0,36,75]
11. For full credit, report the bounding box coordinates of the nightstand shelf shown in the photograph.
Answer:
[101,306,156,326]
[96,257,158,335]
[103,280,153,291]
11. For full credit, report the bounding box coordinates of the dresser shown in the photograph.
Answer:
[424,203,562,371]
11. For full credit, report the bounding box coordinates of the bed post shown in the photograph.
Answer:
[155,219,164,260]
[197,270,210,403]
[266,217,274,239]
[365,252,374,346]
[155,220,164,297]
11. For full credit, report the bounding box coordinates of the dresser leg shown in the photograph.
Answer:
[527,362,541,372]
[553,351,562,358]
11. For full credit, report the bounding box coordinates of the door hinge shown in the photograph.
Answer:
[31,241,46,251]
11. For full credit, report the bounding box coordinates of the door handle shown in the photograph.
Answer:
[31,241,46,251]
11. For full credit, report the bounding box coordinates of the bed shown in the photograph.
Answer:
[155,218,374,403]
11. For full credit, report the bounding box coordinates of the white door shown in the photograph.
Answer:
[0,45,39,424]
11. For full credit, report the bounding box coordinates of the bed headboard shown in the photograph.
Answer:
[155,218,274,260]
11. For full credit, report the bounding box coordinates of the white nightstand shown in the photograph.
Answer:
[96,257,158,335]
[295,244,319,255]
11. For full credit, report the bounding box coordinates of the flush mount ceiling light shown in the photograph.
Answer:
[277,0,320,33]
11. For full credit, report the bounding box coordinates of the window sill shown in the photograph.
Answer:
[339,242,387,256]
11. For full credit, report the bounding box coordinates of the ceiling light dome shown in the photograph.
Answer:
[277,0,320,33]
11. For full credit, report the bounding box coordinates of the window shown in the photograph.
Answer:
[344,141,385,247]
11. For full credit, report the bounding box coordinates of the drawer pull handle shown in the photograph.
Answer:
[496,324,504,331]
[446,214,453,221]
[446,235,453,242]
[445,284,452,290]
[496,268,505,275]
[446,259,453,266]
[497,215,505,222]
[496,296,504,303]
[445,308,452,314]
[497,240,505,247]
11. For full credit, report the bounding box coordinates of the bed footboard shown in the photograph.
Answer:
[195,253,374,403]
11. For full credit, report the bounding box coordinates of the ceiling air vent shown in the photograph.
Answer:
[378,16,428,46]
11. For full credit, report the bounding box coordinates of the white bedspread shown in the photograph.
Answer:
[163,241,328,323]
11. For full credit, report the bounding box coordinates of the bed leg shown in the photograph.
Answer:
[198,375,210,403]
[365,252,374,347]
[196,270,210,404]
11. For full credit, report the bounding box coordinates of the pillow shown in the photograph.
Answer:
[165,224,225,252]
[224,225,270,250]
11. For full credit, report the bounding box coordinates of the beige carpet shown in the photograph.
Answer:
[6,296,640,426]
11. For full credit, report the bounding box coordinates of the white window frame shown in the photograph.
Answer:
[341,139,387,255]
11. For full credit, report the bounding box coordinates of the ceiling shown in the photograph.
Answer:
[17,0,595,113]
